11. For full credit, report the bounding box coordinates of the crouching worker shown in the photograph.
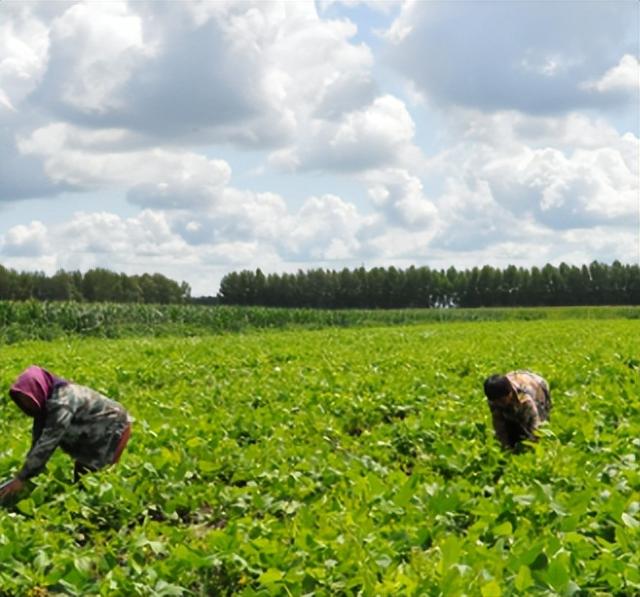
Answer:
[483,370,551,451]
[0,365,131,501]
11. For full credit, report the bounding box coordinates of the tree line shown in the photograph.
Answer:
[218,261,640,308]
[3,261,638,307]
[0,265,191,304]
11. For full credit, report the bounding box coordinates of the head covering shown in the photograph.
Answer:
[9,365,68,414]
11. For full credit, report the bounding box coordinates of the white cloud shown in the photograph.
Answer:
[59,210,187,258]
[428,177,515,252]
[0,210,198,275]
[582,54,640,94]
[1,221,49,257]
[0,4,50,110]
[284,193,365,259]
[261,5,375,121]
[26,0,376,150]
[365,168,437,229]
[269,95,419,172]
[47,1,150,114]
[169,188,289,246]
[18,123,232,200]
[482,144,638,228]
[424,109,639,231]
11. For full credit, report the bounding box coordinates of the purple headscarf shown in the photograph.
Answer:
[9,365,68,414]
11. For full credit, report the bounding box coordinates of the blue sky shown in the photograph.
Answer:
[0,0,638,295]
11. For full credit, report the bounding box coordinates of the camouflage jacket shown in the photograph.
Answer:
[17,384,131,481]
[488,370,551,449]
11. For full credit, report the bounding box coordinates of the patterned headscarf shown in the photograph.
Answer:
[9,366,68,414]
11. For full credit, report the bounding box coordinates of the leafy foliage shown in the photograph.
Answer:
[219,261,640,308]
[0,318,639,595]
[0,266,190,305]
[0,301,639,345]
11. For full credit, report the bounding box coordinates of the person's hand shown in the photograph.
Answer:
[0,478,25,500]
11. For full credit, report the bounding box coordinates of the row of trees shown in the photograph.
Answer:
[0,265,191,304]
[218,261,640,308]
[3,261,638,307]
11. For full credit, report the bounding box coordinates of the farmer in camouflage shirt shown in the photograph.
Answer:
[0,366,131,500]
[483,370,551,450]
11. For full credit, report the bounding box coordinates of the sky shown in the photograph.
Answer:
[0,0,638,296]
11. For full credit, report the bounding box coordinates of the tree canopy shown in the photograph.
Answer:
[2,261,637,307]
[218,262,640,308]
[0,266,191,304]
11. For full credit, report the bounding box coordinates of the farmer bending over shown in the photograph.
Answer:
[483,370,551,450]
[0,365,131,500]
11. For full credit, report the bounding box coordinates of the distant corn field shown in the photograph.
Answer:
[1,301,639,344]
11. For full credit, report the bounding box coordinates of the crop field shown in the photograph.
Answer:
[0,317,639,595]
[1,300,639,344]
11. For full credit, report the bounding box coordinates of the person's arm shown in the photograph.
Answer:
[31,416,45,447]
[491,409,513,449]
[517,395,541,440]
[16,398,74,481]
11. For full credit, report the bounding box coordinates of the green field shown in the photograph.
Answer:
[1,301,639,344]
[1,317,639,595]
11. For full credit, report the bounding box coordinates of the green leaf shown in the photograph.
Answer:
[15,498,34,516]
[621,513,639,528]
[74,556,92,574]
[186,437,203,448]
[514,565,533,592]
[394,475,418,508]
[259,568,285,585]
[493,521,512,536]
[546,557,570,592]
[481,580,502,597]
[440,536,461,573]
[155,580,185,596]
[198,460,217,473]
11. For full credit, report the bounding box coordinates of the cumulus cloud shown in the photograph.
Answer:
[582,54,640,95]
[164,188,371,264]
[0,210,197,272]
[365,168,437,229]
[428,178,515,253]
[26,1,376,149]
[424,109,639,231]
[1,0,384,200]
[60,210,184,257]
[0,3,50,111]
[18,123,232,199]
[386,1,638,113]
[483,146,638,228]
[283,194,365,259]
[1,221,49,257]
[269,95,419,172]
[43,1,149,115]
[168,189,288,246]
